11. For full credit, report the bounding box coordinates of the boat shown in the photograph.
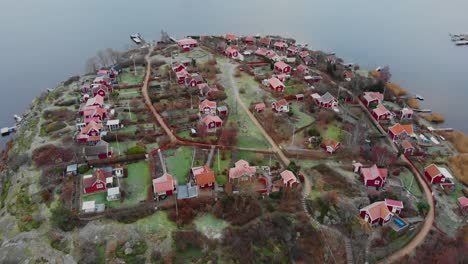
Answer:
[130,33,143,45]
[449,34,465,41]
[13,114,22,123]
[455,40,468,46]
[415,94,424,101]
[413,109,432,113]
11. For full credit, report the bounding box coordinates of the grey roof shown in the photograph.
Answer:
[84,141,109,157]
[320,92,336,103]
[177,184,199,200]
[66,164,78,172]
[217,106,228,111]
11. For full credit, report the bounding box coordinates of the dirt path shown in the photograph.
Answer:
[141,47,177,144]
[219,61,290,166]
[357,100,435,263]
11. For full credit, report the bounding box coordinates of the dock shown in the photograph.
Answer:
[455,40,468,46]
[413,109,432,113]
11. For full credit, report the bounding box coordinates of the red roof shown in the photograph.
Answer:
[280,170,297,186]
[401,140,414,150]
[268,77,284,89]
[385,199,404,208]
[361,201,392,221]
[192,166,215,186]
[361,164,388,181]
[388,123,414,136]
[83,169,111,189]
[274,41,288,48]
[287,46,298,52]
[86,95,104,107]
[225,34,237,41]
[372,104,391,117]
[244,36,255,42]
[457,197,468,208]
[297,64,309,72]
[177,38,198,46]
[299,51,309,58]
[273,99,288,108]
[363,92,384,103]
[81,121,103,135]
[153,173,176,193]
[199,99,217,111]
[225,46,238,54]
[229,160,256,180]
[424,164,442,179]
[255,102,266,110]
[258,37,271,46]
[274,61,290,71]
[201,115,222,126]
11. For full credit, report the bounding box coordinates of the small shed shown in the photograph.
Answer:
[66,164,78,176]
[82,201,96,213]
[296,94,304,101]
[107,187,121,201]
[217,106,228,116]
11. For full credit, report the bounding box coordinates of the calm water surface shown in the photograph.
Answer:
[1,0,467,148]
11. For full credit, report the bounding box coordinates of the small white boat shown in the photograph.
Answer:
[455,40,468,46]
[130,33,142,45]
[13,114,22,123]
[415,94,424,101]
[430,136,440,145]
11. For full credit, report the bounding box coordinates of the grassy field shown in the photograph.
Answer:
[400,169,423,197]
[165,146,193,184]
[118,67,145,85]
[194,214,229,240]
[118,88,141,99]
[213,150,231,184]
[325,125,343,141]
[134,211,176,234]
[290,103,315,128]
[116,160,151,206]
[82,192,107,204]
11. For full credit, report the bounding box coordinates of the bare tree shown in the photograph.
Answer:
[379,65,392,83]
[105,48,122,65]
[96,49,110,67]
[160,30,170,43]
[85,57,99,73]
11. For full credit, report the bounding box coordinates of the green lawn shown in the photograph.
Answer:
[194,214,229,240]
[120,160,151,205]
[118,67,145,85]
[290,103,315,128]
[165,147,193,184]
[325,125,343,141]
[118,88,141,99]
[82,192,107,204]
[400,169,423,197]
[134,211,176,234]
[237,151,276,167]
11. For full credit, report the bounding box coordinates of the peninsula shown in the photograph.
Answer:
[0,33,466,263]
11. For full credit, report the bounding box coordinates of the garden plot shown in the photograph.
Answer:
[117,88,141,99]
[194,214,229,240]
[117,66,145,85]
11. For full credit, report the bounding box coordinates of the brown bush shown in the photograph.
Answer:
[32,144,74,167]
[387,82,407,96]
[447,154,468,184]
[442,130,468,153]
[422,112,445,123]
[406,98,420,109]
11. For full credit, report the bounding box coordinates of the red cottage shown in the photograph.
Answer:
[82,169,112,194]
[177,38,198,52]
[360,164,388,188]
[388,123,414,142]
[185,73,204,87]
[272,99,290,113]
[91,84,109,97]
[280,170,298,187]
[400,140,415,155]
[255,102,266,113]
[273,41,288,50]
[153,173,177,198]
[287,46,298,55]
[258,37,271,47]
[274,61,292,74]
[191,166,216,189]
[201,115,223,132]
[225,46,239,58]
[321,137,340,154]
[198,99,217,115]
[266,77,285,93]
[81,121,103,137]
[176,69,188,84]
[359,199,403,226]
[311,92,338,108]
[362,92,384,107]
[243,36,255,45]
[424,164,449,184]
[372,104,392,121]
[172,62,186,73]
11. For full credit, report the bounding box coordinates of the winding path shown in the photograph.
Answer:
[357,99,435,263]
